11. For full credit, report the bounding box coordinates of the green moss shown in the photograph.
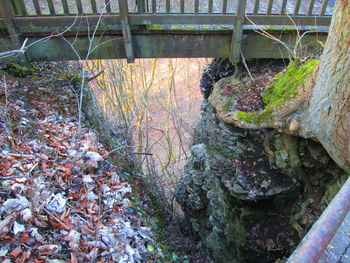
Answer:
[171,25,197,30]
[224,219,246,245]
[263,59,319,106]
[148,24,164,30]
[237,108,273,125]
[237,59,319,125]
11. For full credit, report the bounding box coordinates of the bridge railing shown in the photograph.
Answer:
[6,0,333,19]
[0,0,333,63]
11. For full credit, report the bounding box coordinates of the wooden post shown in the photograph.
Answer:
[0,0,21,48]
[118,0,135,63]
[230,0,246,65]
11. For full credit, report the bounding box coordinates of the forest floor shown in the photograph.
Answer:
[0,62,205,263]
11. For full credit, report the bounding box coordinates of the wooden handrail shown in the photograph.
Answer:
[3,0,334,17]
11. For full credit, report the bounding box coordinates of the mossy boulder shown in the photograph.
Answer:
[176,59,344,263]
[209,59,319,129]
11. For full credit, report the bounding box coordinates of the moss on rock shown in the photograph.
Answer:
[236,59,319,125]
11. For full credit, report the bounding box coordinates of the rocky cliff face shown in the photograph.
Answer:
[175,59,345,263]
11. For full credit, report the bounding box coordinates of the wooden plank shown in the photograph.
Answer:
[253,0,259,14]
[307,0,316,15]
[320,0,328,16]
[152,0,156,13]
[209,0,213,13]
[195,0,199,13]
[267,0,273,14]
[118,0,135,62]
[166,0,170,13]
[280,0,287,14]
[230,0,246,64]
[222,0,228,13]
[0,0,20,47]
[32,0,41,15]
[180,0,184,13]
[105,0,111,13]
[61,0,70,15]
[293,0,301,16]
[90,0,97,14]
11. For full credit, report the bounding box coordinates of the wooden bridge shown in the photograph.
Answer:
[0,0,333,63]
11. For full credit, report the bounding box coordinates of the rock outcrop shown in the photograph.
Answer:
[176,59,345,263]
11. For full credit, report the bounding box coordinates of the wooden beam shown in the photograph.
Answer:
[118,0,134,62]
[0,28,327,62]
[4,14,332,31]
[61,0,69,15]
[230,0,246,64]
[0,0,21,47]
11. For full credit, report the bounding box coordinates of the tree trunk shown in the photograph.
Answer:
[301,0,350,171]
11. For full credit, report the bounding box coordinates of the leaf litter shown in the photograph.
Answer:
[0,65,161,262]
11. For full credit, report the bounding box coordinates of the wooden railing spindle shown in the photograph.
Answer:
[267,0,273,14]
[152,0,156,13]
[195,0,199,13]
[18,0,28,16]
[0,0,20,47]
[61,0,69,14]
[222,0,228,13]
[75,0,83,14]
[47,0,56,15]
[32,0,41,15]
[230,0,247,64]
[180,0,185,13]
[118,0,135,63]
[105,0,111,13]
[293,0,301,16]
[320,0,328,16]
[11,0,28,16]
[307,0,316,15]
[166,0,170,13]
[280,0,287,14]
[253,0,259,14]
[90,0,97,14]
[208,0,213,13]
